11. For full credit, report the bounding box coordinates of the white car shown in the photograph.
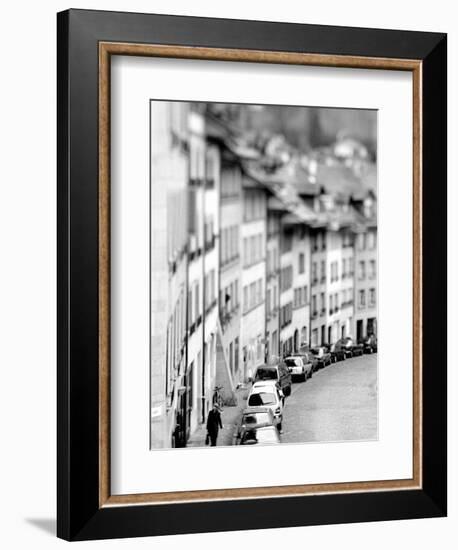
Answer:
[284,355,313,381]
[246,380,284,430]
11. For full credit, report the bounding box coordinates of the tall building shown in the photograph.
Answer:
[150,101,189,449]
[240,177,267,381]
[352,190,378,340]
[265,204,283,362]
[185,106,219,441]
[217,143,243,389]
[310,227,328,346]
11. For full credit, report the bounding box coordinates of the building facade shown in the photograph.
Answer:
[353,191,378,340]
[218,149,243,389]
[240,178,267,381]
[150,101,189,449]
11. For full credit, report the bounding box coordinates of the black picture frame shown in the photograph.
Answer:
[57,8,447,541]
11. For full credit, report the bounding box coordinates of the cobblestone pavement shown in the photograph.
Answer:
[281,353,378,444]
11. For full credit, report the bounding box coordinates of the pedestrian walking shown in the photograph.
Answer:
[206,403,223,446]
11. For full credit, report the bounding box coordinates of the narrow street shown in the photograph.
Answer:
[281,354,378,443]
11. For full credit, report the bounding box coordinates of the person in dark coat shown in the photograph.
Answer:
[206,403,223,446]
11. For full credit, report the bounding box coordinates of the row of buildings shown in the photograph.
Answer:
[150,101,377,448]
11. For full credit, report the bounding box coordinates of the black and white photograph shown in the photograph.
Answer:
[150,101,378,449]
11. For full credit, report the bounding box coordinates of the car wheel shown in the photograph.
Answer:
[277,422,282,432]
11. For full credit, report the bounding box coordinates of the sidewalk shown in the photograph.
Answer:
[187,385,249,448]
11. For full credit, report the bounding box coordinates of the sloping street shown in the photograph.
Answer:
[281,354,378,443]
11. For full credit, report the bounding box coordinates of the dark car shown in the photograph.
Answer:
[310,346,332,369]
[334,336,363,359]
[253,362,292,397]
[238,425,281,445]
[323,343,339,363]
[333,337,354,359]
[363,335,378,353]
[350,337,364,356]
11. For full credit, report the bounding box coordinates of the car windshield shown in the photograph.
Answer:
[311,348,323,356]
[285,358,300,367]
[248,392,276,406]
[255,368,277,380]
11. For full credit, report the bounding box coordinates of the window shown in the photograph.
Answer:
[312,262,318,284]
[320,260,326,282]
[221,166,240,199]
[359,290,366,308]
[280,266,293,292]
[358,261,366,280]
[298,252,305,274]
[357,233,366,251]
[330,261,339,282]
[256,280,262,304]
[281,230,293,253]
[244,189,265,221]
[369,288,376,307]
[280,302,293,328]
[367,231,376,250]
[369,259,376,279]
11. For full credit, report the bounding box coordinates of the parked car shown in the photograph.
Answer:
[352,339,364,356]
[363,335,378,353]
[323,343,339,363]
[247,380,284,430]
[235,407,275,441]
[253,362,292,397]
[330,341,346,361]
[333,337,354,359]
[310,346,332,369]
[238,425,281,445]
[284,354,313,381]
[299,346,319,371]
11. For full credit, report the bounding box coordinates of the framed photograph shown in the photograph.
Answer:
[57,9,447,541]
